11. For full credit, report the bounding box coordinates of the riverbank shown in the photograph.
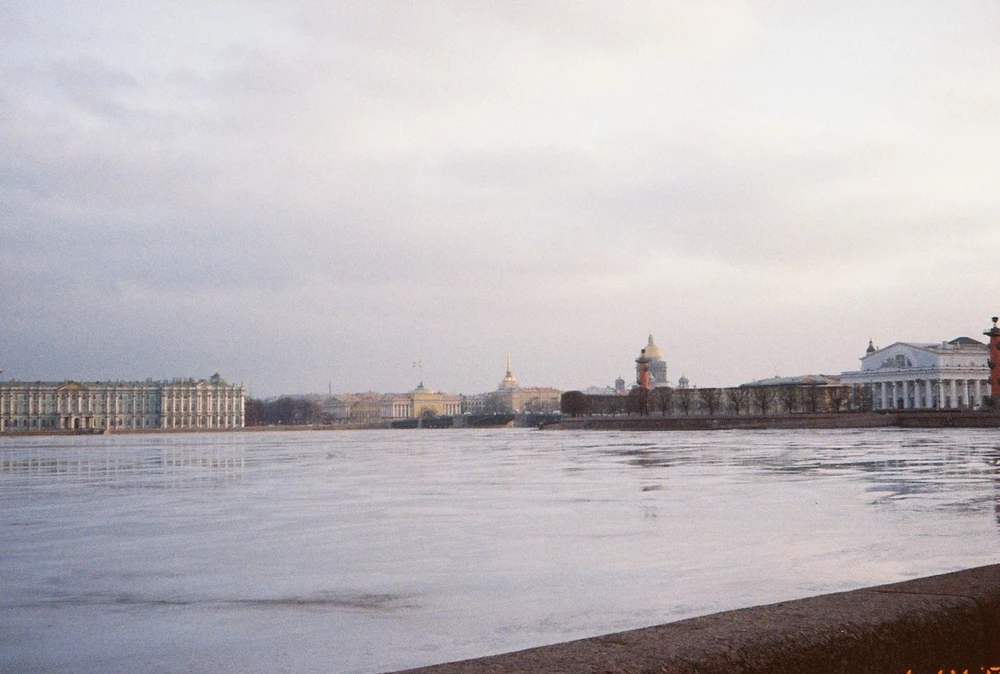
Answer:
[545,410,1000,431]
[395,564,1000,674]
[5,410,1000,437]
[0,413,558,437]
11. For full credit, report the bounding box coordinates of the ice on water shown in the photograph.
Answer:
[2,428,999,673]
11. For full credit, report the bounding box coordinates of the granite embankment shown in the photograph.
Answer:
[395,564,1000,674]
[546,410,1000,431]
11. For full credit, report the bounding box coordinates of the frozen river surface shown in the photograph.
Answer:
[2,428,1000,673]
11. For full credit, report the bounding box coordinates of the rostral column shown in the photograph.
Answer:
[985,317,1000,398]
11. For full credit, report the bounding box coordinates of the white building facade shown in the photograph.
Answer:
[0,374,244,432]
[840,338,990,410]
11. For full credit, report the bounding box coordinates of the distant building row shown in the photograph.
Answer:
[672,327,995,410]
[571,321,1000,415]
[0,374,245,432]
[741,335,994,410]
[324,358,561,423]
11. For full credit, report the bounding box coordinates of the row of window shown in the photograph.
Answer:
[3,414,244,430]
[2,396,241,414]
[5,417,159,429]
[2,402,161,414]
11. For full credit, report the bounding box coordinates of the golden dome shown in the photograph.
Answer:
[643,335,664,361]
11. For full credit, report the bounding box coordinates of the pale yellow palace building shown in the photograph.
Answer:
[381,382,463,419]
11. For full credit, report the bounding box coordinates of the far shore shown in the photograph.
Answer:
[5,409,1000,437]
[546,409,1000,431]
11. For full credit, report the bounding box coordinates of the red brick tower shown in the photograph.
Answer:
[985,316,1000,398]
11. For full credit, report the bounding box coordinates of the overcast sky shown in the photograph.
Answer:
[3,2,1000,397]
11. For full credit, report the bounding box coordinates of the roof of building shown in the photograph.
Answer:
[864,338,987,359]
[741,374,842,387]
[948,336,984,346]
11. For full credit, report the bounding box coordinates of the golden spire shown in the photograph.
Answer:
[499,353,519,390]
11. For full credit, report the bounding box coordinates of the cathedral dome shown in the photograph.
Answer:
[636,335,668,388]
[643,335,664,362]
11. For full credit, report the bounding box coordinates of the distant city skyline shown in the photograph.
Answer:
[4,3,999,397]
[4,323,995,401]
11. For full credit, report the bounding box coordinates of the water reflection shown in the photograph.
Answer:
[591,431,1000,517]
[0,440,245,488]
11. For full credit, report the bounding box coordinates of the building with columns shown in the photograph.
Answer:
[840,337,990,410]
[381,382,463,420]
[0,374,244,432]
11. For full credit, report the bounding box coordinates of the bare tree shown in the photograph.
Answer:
[852,384,874,412]
[576,394,622,416]
[245,397,264,426]
[778,386,799,414]
[804,385,823,413]
[560,391,589,417]
[677,388,695,416]
[826,385,849,413]
[698,388,722,416]
[652,387,673,416]
[752,386,775,416]
[727,387,751,415]
[627,388,651,416]
[247,396,323,426]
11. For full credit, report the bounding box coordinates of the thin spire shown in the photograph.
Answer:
[499,353,518,390]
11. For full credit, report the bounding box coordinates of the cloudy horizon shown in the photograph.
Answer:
[4,2,1000,397]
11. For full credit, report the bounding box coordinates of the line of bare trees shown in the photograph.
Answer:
[245,396,327,426]
[562,385,872,418]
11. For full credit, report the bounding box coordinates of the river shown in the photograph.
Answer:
[1,428,998,673]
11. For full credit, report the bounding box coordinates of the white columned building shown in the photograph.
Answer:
[0,374,244,432]
[841,337,990,410]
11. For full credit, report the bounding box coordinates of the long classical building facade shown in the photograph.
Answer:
[0,374,244,432]
[840,337,991,410]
